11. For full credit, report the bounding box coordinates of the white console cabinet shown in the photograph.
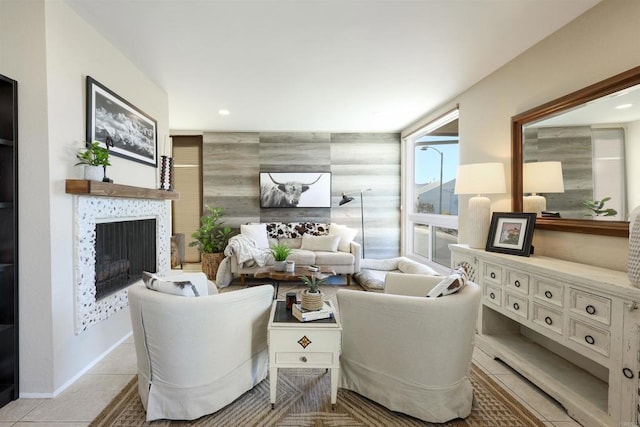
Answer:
[450,244,640,427]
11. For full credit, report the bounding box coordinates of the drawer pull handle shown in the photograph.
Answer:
[623,368,635,379]
[513,302,520,311]
[514,280,520,287]
[489,292,496,300]
[585,305,596,315]
[544,290,553,299]
[544,316,553,325]
[490,272,496,279]
[300,356,307,363]
[585,335,595,345]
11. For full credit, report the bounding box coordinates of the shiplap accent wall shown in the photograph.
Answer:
[202,132,401,259]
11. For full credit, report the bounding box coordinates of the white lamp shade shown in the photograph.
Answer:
[454,163,506,195]
[523,161,565,194]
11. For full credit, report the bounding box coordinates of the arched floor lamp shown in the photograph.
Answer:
[339,189,371,258]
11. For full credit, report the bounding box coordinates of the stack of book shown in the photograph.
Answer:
[292,301,333,322]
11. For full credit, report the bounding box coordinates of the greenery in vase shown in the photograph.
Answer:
[189,206,235,254]
[270,243,292,261]
[583,197,618,217]
[299,274,327,294]
[75,141,111,167]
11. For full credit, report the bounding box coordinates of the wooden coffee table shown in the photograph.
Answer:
[254,266,336,299]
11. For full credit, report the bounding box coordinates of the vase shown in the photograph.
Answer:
[84,165,103,181]
[201,252,224,281]
[301,290,324,311]
[273,260,286,272]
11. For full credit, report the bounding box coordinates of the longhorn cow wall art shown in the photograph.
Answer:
[259,172,331,208]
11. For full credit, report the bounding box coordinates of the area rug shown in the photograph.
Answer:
[90,364,544,426]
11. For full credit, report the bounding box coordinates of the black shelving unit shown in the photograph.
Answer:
[0,73,18,407]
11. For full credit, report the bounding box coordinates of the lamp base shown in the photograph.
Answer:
[468,196,491,249]
[523,195,546,218]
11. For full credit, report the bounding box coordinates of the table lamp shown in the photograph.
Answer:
[523,161,565,217]
[454,163,506,249]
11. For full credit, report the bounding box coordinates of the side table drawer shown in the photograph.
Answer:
[275,352,334,366]
[568,318,610,358]
[505,292,528,319]
[269,329,341,353]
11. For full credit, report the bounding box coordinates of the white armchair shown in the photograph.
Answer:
[128,274,274,421]
[336,272,481,423]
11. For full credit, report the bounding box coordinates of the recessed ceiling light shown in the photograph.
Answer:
[218,109,230,116]
[615,103,633,109]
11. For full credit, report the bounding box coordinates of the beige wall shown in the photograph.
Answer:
[1,0,169,395]
[407,0,639,271]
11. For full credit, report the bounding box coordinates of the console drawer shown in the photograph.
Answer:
[485,284,502,307]
[483,262,502,285]
[505,292,528,319]
[568,318,610,358]
[569,289,611,326]
[506,270,530,295]
[533,278,564,307]
[532,303,563,335]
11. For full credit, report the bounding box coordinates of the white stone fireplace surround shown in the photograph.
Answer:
[74,196,171,334]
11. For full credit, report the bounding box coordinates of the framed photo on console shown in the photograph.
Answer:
[86,76,157,167]
[486,212,536,256]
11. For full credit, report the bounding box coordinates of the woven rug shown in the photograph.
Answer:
[90,364,544,426]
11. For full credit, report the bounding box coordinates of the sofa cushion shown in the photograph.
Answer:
[300,234,340,252]
[241,223,270,249]
[278,237,302,249]
[287,249,316,265]
[315,251,355,266]
[329,224,358,252]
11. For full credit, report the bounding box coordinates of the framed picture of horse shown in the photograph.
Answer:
[259,172,331,208]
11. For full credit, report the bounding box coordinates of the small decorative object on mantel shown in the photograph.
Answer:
[299,274,327,311]
[101,136,114,183]
[75,141,110,182]
[158,155,174,191]
[628,206,640,287]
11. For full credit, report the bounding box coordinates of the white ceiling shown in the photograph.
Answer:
[65,0,600,133]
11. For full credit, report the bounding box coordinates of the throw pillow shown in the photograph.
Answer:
[300,234,340,252]
[329,224,358,252]
[142,272,201,297]
[241,223,270,249]
[426,266,468,298]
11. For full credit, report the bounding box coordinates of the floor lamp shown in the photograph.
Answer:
[339,189,371,258]
[454,163,506,249]
[523,161,565,217]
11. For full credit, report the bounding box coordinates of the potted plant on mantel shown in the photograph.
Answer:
[189,206,235,280]
[299,274,327,311]
[270,243,292,272]
[75,141,110,182]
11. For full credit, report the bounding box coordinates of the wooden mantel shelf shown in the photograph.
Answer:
[65,180,179,201]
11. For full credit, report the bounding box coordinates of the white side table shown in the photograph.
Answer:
[267,300,342,410]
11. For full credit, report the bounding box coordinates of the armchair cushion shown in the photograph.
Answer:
[300,234,340,252]
[142,271,208,297]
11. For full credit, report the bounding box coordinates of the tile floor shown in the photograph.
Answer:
[0,267,583,426]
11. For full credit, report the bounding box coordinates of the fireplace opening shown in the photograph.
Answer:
[95,218,156,300]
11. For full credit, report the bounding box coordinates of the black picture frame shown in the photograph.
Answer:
[259,172,331,208]
[86,76,157,167]
[486,212,537,256]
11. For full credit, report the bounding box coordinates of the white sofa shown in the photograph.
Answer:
[128,273,274,421]
[353,256,440,291]
[336,272,481,423]
[226,222,361,286]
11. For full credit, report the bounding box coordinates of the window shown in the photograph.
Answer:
[404,109,459,270]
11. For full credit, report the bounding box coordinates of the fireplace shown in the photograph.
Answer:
[73,196,171,334]
[95,218,157,300]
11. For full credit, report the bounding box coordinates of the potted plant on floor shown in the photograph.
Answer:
[76,141,110,181]
[299,274,327,311]
[270,243,292,272]
[189,206,235,280]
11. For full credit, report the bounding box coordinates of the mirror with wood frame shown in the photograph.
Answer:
[512,65,640,238]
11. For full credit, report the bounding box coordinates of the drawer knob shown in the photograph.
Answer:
[585,335,595,345]
[514,280,520,287]
[300,356,307,363]
[489,292,496,300]
[623,367,635,379]
[490,272,496,279]
[585,304,596,315]
[513,302,520,311]
[544,290,553,299]
[544,316,553,325]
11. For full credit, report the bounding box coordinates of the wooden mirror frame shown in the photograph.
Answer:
[511,65,640,238]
